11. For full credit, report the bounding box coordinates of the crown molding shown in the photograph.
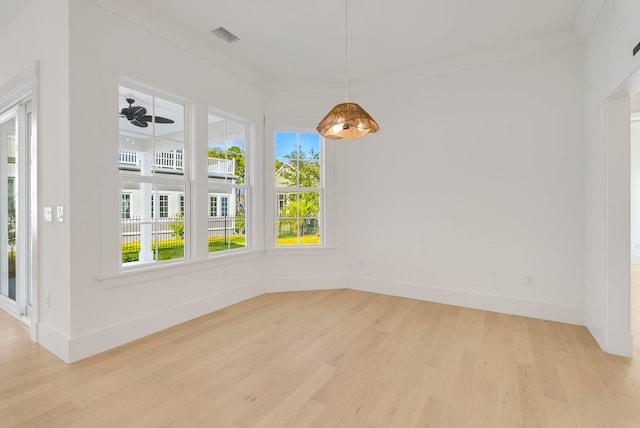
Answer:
[573,0,606,42]
[266,29,583,96]
[87,0,268,92]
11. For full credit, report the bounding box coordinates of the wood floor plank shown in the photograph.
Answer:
[1,282,639,427]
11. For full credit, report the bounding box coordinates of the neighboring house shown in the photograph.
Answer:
[274,162,297,214]
[119,149,239,254]
[119,149,237,219]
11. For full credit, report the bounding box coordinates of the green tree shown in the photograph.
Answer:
[277,148,320,188]
[208,145,245,183]
[169,212,185,239]
[276,148,321,240]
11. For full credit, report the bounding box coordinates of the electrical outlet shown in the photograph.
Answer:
[357,259,364,270]
[524,275,536,287]
[224,269,230,280]
[44,292,51,308]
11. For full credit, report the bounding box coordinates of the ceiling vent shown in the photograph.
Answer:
[211,27,239,43]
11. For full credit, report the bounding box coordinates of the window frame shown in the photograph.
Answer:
[121,193,131,219]
[102,79,259,284]
[117,81,190,270]
[206,109,251,257]
[273,129,325,248]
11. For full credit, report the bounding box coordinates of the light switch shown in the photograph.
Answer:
[56,206,64,222]
[44,207,53,222]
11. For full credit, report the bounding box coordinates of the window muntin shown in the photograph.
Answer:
[274,131,322,246]
[207,113,249,254]
[159,194,168,218]
[121,194,131,219]
[118,88,185,178]
[120,181,186,264]
[117,84,253,270]
[209,195,217,217]
[119,85,186,267]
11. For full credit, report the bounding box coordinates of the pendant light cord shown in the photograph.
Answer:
[344,0,349,103]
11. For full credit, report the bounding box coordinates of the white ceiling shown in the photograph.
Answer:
[133,0,586,83]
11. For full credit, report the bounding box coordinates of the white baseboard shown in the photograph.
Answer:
[265,274,584,325]
[347,275,585,326]
[66,281,264,363]
[605,332,634,357]
[43,274,590,363]
[264,275,349,293]
[37,322,71,363]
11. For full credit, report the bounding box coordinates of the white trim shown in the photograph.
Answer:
[271,128,325,248]
[68,280,264,363]
[265,30,582,95]
[265,247,336,257]
[263,274,585,325]
[99,249,264,288]
[56,271,589,362]
[0,65,36,336]
[347,275,585,326]
[573,0,606,42]
[36,322,70,363]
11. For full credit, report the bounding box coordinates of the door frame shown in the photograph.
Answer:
[600,67,640,357]
[0,63,38,341]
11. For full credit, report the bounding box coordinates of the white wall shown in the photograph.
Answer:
[333,45,586,323]
[263,43,586,328]
[583,0,640,356]
[0,0,603,361]
[0,0,72,359]
[62,0,273,362]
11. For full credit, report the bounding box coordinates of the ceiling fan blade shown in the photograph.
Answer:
[131,118,148,127]
[130,106,147,117]
[141,115,175,124]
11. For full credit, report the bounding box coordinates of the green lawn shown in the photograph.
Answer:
[122,235,247,263]
[121,234,321,263]
[276,235,320,245]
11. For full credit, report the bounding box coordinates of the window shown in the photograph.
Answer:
[209,195,217,217]
[221,196,228,217]
[121,194,131,219]
[277,194,285,215]
[159,194,168,218]
[119,84,186,265]
[274,131,322,246]
[207,113,249,254]
[116,82,252,270]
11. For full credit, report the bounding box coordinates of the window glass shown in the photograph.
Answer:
[207,113,249,254]
[119,85,186,267]
[118,88,184,178]
[120,181,185,264]
[274,131,322,246]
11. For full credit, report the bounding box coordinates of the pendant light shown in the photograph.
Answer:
[316,0,379,140]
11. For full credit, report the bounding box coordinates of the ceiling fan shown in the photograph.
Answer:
[119,98,175,128]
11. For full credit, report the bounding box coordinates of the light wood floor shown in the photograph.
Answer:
[1,277,640,427]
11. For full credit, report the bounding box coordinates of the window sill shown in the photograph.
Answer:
[98,249,265,289]
[265,246,336,257]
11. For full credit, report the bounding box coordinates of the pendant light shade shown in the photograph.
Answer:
[316,0,379,140]
[316,102,379,140]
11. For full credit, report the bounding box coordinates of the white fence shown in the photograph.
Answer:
[119,150,235,176]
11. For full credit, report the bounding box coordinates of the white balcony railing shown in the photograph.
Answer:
[119,150,235,176]
[208,157,235,175]
[119,149,138,166]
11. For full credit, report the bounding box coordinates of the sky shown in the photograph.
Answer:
[275,132,320,159]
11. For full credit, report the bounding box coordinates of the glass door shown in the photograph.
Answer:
[0,102,31,317]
